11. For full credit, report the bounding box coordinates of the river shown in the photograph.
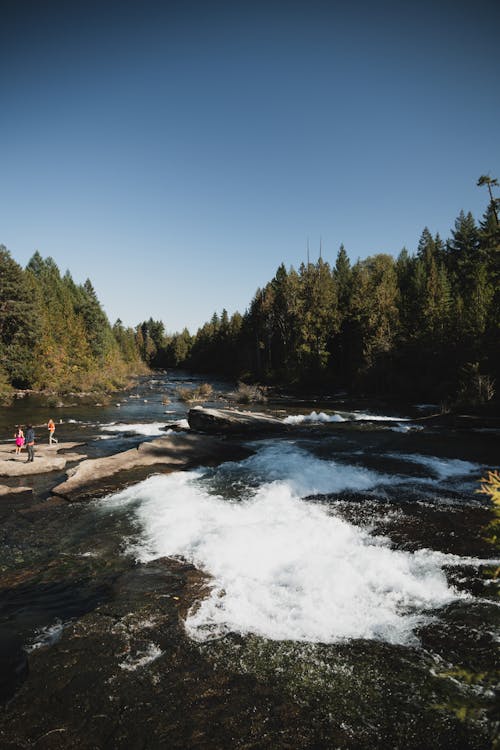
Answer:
[0,372,498,749]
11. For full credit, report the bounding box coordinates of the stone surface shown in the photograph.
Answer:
[0,485,32,497]
[188,406,289,434]
[52,433,252,501]
[0,559,313,750]
[0,443,86,477]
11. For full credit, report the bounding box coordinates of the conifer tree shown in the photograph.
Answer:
[477,175,499,225]
[333,244,352,311]
[76,279,116,362]
[0,246,39,387]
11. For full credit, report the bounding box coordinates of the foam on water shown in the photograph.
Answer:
[390,423,424,433]
[284,411,345,424]
[26,619,68,652]
[387,453,480,479]
[351,411,409,422]
[119,643,163,671]
[283,410,410,424]
[101,443,474,646]
[100,422,168,437]
[239,442,388,496]
[172,418,190,430]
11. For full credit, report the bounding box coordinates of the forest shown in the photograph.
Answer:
[1,176,499,406]
[141,179,500,406]
[0,249,145,403]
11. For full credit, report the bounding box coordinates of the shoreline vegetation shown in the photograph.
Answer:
[0,248,147,407]
[1,176,499,409]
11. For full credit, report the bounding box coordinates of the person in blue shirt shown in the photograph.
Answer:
[25,424,35,463]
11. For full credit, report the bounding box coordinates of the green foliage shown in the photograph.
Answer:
[0,247,144,395]
[3,174,498,404]
[0,364,13,404]
[165,176,499,402]
[0,246,40,387]
[478,470,500,506]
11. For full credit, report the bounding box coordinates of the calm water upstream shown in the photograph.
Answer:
[0,372,498,749]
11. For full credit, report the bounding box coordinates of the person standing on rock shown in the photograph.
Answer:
[25,424,35,462]
[14,426,24,455]
[47,418,58,445]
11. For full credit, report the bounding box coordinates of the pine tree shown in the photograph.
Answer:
[477,175,499,225]
[78,279,115,361]
[295,258,338,380]
[0,246,40,387]
[333,244,352,311]
[446,211,480,291]
[349,255,400,387]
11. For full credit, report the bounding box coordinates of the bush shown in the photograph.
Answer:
[176,383,214,403]
[455,362,495,407]
[198,383,214,399]
[230,382,267,404]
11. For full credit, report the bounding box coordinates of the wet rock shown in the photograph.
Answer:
[414,412,500,429]
[0,486,34,515]
[0,559,315,750]
[0,630,28,704]
[0,485,32,497]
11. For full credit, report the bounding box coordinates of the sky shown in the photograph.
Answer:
[1,0,499,333]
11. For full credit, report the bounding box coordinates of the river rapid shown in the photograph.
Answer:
[0,372,499,749]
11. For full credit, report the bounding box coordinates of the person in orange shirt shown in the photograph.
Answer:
[47,418,58,445]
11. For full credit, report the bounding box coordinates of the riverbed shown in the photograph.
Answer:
[0,372,498,749]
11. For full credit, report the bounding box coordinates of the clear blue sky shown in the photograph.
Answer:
[1,0,499,333]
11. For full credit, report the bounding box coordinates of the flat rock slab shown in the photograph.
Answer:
[188,406,289,434]
[0,485,32,497]
[0,442,86,477]
[52,433,250,501]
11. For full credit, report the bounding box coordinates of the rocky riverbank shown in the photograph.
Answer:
[0,382,498,749]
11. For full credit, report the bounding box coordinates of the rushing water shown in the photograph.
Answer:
[0,372,499,748]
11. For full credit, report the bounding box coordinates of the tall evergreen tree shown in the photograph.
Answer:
[0,246,40,387]
[477,174,499,225]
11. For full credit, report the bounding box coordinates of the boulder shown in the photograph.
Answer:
[188,406,288,434]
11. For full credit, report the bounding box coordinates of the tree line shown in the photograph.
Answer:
[140,177,499,404]
[0,249,145,401]
[2,176,498,405]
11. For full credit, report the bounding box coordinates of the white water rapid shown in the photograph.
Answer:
[101,442,481,646]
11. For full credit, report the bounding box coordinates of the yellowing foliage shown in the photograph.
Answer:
[477,470,500,505]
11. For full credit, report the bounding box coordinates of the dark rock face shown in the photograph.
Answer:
[0,559,312,750]
[1,556,493,750]
[0,630,28,704]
